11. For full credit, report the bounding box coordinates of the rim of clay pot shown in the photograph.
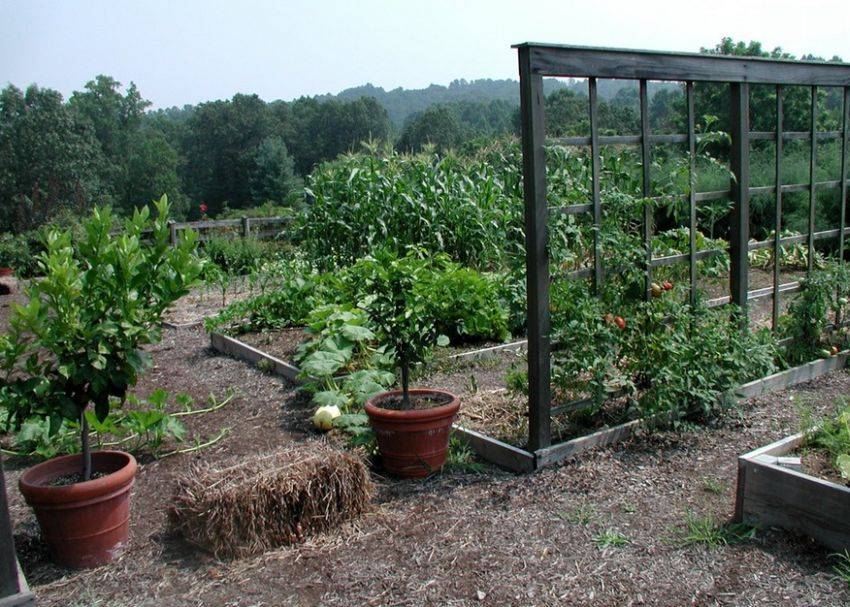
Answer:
[19,450,137,504]
[365,388,460,420]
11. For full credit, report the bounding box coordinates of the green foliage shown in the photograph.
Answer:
[832,551,850,589]
[593,530,630,549]
[0,233,40,277]
[549,282,777,426]
[671,511,756,549]
[782,263,850,364]
[0,196,203,476]
[354,251,448,408]
[205,258,320,334]
[201,235,276,275]
[299,142,525,270]
[7,389,230,460]
[295,304,394,411]
[803,397,850,481]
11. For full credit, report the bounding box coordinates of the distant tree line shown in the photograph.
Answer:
[0,38,845,231]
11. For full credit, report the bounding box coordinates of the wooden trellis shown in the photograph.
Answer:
[507,43,850,469]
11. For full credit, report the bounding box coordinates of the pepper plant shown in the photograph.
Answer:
[0,195,203,480]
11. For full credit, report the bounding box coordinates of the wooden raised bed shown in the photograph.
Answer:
[210,330,848,474]
[735,431,850,551]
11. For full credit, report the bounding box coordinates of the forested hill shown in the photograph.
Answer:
[314,79,566,126]
[312,78,680,127]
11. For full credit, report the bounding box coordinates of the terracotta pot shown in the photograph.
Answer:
[365,389,460,478]
[19,450,137,568]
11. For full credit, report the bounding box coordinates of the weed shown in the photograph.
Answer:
[832,551,850,589]
[701,477,727,495]
[672,511,756,549]
[593,530,630,549]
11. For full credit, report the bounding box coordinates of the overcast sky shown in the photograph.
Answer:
[1,0,849,109]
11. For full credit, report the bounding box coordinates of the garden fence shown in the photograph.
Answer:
[500,43,850,469]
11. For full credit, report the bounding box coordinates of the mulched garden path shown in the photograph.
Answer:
[3,324,850,606]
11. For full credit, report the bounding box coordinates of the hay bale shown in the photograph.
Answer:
[168,442,372,558]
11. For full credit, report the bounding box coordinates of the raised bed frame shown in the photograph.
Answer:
[735,427,850,551]
[209,327,849,472]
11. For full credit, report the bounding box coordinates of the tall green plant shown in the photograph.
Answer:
[358,251,448,409]
[0,195,203,480]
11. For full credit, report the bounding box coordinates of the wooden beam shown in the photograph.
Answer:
[589,77,603,293]
[773,85,783,331]
[209,333,301,382]
[518,46,551,451]
[808,86,818,274]
[640,79,653,300]
[729,83,750,322]
[513,43,850,86]
[0,457,34,606]
[687,81,697,307]
[735,349,849,399]
[451,426,535,473]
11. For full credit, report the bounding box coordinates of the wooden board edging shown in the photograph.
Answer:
[735,431,850,551]
[451,425,535,473]
[534,418,645,469]
[209,333,301,381]
[735,350,849,399]
[445,340,527,363]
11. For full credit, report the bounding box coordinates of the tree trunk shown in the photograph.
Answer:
[81,411,91,481]
[400,349,411,410]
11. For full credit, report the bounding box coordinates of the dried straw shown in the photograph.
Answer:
[168,442,372,558]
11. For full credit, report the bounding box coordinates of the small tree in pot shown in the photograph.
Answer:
[360,251,458,478]
[0,195,203,568]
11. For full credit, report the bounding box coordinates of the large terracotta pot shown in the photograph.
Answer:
[364,388,460,478]
[19,450,137,568]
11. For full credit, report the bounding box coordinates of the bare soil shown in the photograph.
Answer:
[3,290,850,605]
[799,448,849,487]
[237,327,308,363]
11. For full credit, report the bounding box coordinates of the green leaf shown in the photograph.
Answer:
[313,390,350,408]
[838,454,850,481]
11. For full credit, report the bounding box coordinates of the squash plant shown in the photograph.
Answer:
[0,196,203,480]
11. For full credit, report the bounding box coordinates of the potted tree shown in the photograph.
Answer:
[0,195,203,568]
[361,252,459,478]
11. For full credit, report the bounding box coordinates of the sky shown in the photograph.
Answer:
[1,0,849,109]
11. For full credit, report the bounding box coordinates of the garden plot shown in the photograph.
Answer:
[5,323,850,606]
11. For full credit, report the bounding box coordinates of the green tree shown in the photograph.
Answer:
[397,105,465,153]
[249,136,301,205]
[0,84,105,231]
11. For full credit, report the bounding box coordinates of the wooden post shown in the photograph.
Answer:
[518,45,551,452]
[772,85,784,331]
[0,455,33,605]
[168,220,177,247]
[807,86,818,274]
[242,216,250,238]
[840,87,849,262]
[639,79,653,300]
[686,81,697,308]
[729,83,750,324]
[588,77,603,294]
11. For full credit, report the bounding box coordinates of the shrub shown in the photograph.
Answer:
[202,236,277,275]
[0,232,40,277]
[0,196,203,480]
[356,250,449,409]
